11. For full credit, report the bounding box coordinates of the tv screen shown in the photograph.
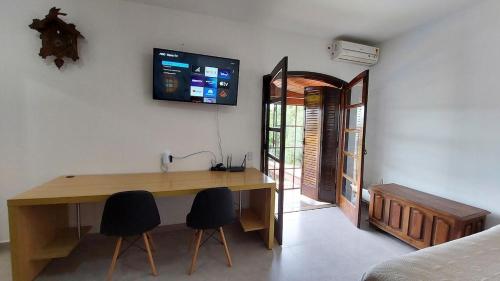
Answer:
[153,48,240,106]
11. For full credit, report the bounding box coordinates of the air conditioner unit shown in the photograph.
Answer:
[331,40,379,66]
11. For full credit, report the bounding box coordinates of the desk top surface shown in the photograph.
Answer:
[8,168,275,206]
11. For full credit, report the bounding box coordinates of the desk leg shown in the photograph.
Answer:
[266,188,275,249]
[249,188,275,249]
[8,204,69,281]
[76,203,81,240]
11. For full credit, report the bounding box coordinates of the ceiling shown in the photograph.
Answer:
[134,0,479,43]
[271,77,336,105]
[273,77,336,95]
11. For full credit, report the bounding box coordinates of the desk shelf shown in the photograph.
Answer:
[239,209,265,232]
[31,226,91,260]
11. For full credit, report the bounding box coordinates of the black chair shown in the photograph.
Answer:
[100,190,161,280]
[186,187,235,274]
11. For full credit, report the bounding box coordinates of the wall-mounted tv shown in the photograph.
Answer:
[153,48,240,106]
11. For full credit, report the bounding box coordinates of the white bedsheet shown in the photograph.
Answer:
[362,225,500,281]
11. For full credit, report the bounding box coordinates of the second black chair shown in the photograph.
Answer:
[186,187,236,274]
[100,190,161,280]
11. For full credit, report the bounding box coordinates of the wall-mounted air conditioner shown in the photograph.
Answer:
[331,40,379,66]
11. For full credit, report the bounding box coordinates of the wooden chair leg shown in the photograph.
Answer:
[143,233,158,276]
[218,227,232,267]
[107,237,123,281]
[189,230,198,253]
[189,229,203,275]
[147,232,156,252]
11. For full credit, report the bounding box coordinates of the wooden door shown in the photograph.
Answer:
[301,87,323,200]
[337,70,369,227]
[261,57,288,245]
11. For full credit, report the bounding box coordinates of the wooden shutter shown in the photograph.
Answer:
[318,87,340,202]
[301,87,323,200]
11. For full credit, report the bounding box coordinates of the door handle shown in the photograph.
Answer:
[363,149,367,155]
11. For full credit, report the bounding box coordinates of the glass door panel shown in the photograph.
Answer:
[337,70,369,227]
[261,57,287,245]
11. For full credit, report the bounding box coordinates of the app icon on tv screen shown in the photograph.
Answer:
[204,77,218,88]
[219,69,231,79]
[204,67,218,78]
[204,88,216,98]
[190,86,204,97]
[190,75,205,87]
[218,80,230,89]
[192,65,204,74]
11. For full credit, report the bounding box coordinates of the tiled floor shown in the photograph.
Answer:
[0,244,10,281]
[0,207,414,281]
[283,188,334,213]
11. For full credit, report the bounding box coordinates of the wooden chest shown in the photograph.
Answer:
[368,184,490,249]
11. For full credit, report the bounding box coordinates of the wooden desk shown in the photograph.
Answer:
[8,168,275,281]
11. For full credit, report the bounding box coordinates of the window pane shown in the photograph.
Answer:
[275,190,279,215]
[284,169,294,189]
[296,106,305,126]
[284,148,295,168]
[269,103,282,129]
[274,168,280,184]
[294,148,303,168]
[342,176,358,204]
[269,131,281,159]
[343,155,358,181]
[285,128,295,148]
[344,131,360,155]
[271,71,283,100]
[286,105,296,126]
[293,169,302,188]
[269,104,275,128]
[295,127,303,147]
[268,158,277,178]
[346,80,363,105]
[275,104,281,127]
[345,106,365,129]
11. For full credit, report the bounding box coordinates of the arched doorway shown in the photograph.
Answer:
[261,57,369,244]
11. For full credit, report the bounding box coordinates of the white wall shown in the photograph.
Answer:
[0,0,364,242]
[366,0,500,227]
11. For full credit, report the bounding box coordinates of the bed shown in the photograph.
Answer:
[362,225,500,281]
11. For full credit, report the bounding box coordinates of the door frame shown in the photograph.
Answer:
[261,70,348,244]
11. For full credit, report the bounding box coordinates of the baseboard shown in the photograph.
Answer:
[0,241,9,249]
